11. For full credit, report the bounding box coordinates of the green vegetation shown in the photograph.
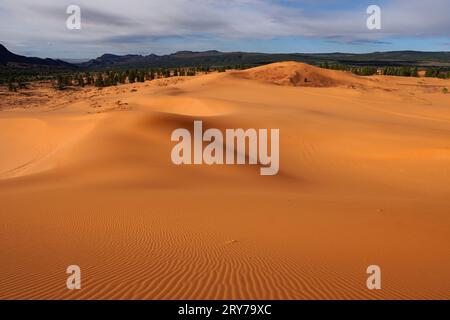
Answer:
[443,88,448,94]
[317,63,450,79]
[383,66,419,77]
[351,67,378,76]
[5,77,28,91]
[318,63,377,76]
[56,74,66,90]
[40,65,239,91]
[7,77,15,92]
[1,59,448,93]
[425,68,450,79]
[88,66,245,89]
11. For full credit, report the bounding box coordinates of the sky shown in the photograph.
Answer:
[0,0,449,59]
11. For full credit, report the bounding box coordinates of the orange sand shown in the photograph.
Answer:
[0,63,449,299]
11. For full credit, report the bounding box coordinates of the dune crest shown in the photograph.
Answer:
[232,61,371,88]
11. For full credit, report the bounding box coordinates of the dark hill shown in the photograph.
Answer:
[0,44,76,69]
[79,50,450,70]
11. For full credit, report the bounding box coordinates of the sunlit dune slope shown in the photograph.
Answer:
[0,62,449,300]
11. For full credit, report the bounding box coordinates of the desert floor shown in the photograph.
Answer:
[0,63,449,299]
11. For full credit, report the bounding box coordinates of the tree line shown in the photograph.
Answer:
[53,65,242,90]
[318,63,378,75]
[3,65,247,92]
[425,68,450,79]
[5,63,448,92]
[318,62,450,78]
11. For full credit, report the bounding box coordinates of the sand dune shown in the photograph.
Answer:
[233,61,372,87]
[0,62,449,299]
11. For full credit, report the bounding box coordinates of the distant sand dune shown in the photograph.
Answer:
[232,61,373,88]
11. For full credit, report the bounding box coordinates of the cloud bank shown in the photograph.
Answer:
[1,0,449,58]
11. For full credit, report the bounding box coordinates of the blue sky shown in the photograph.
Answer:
[0,0,449,59]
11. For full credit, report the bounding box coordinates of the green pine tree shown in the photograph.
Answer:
[129,71,136,83]
[7,77,14,92]
[56,74,65,90]
[95,74,104,87]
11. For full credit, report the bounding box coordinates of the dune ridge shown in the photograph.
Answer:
[232,61,372,87]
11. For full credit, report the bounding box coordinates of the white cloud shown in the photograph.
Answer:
[0,0,448,57]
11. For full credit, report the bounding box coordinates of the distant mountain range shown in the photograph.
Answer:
[80,50,450,70]
[1,44,450,72]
